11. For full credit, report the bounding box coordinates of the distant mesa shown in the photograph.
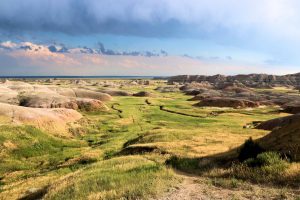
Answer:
[168,73,300,88]
[173,73,300,109]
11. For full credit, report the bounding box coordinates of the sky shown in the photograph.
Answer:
[0,0,300,76]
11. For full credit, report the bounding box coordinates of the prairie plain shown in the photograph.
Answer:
[0,78,299,200]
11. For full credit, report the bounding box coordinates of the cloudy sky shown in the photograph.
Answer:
[0,0,300,76]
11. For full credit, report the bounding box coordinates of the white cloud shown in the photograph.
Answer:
[0,41,17,49]
[0,40,298,76]
[1,1,300,72]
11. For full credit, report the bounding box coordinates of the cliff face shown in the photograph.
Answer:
[168,73,300,88]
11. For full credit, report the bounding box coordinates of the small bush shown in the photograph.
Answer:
[238,137,265,162]
[231,152,289,184]
[244,151,286,167]
[18,96,30,106]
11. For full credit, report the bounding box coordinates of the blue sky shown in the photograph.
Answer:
[0,0,300,75]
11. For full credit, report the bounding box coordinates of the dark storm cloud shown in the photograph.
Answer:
[2,0,300,68]
[1,0,300,51]
[0,0,191,37]
[1,0,300,42]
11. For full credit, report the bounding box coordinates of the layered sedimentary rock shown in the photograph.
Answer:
[168,73,300,88]
[194,97,260,108]
[0,103,82,137]
[133,91,154,97]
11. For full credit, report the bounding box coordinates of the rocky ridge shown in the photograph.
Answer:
[168,73,300,88]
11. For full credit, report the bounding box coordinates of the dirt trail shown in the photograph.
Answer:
[155,170,292,200]
[156,174,211,200]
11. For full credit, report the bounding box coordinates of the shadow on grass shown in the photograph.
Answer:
[165,149,238,175]
[165,138,300,188]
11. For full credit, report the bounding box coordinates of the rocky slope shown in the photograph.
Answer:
[0,103,82,137]
[168,73,300,88]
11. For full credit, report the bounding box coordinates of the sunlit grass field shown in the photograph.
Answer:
[0,80,298,199]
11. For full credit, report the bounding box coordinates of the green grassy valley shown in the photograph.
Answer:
[0,79,299,199]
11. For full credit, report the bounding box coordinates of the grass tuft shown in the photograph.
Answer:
[231,151,289,184]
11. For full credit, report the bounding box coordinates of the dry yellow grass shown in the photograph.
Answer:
[116,117,134,125]
[0,80,299,199]
[0,174,58,200]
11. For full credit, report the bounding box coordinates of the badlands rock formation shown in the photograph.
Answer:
[133,91,154,97]
[194,97,260,108]
[175,74,300,109]
[19,93,78,109]
[168,73,300,88]
[0,80,112,135]
[99,89,132,96]
[0,86,19,104]
[76,98,109,111]
[0,103,82,137]
[66,89,112,101]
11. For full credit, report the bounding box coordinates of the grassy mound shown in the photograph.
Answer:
[257,114,300,161]
[0,125,85,175]
[44,156,176,200]
[256,113,300,131]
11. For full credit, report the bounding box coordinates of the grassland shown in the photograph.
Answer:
[0,80,299,199]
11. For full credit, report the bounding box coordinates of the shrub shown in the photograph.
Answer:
[18,96,30,106]
[231,151,289,184]
[244,151,286,167]
[238,137,265,162]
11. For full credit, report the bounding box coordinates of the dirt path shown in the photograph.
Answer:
[156,174,211,200]
[155,170,294,200]
[156,173,249,200]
